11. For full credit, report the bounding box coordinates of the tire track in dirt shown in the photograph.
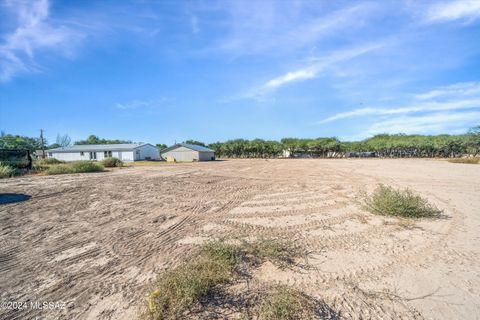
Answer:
[1,159,478,319]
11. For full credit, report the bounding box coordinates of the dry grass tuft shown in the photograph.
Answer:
[147,241,237,320]
[241,238,302,269]
[45,161,104,175]
[365,184,441,218]
[447,158,479,164]
[101,157,124,167]
[259,285,315,320]
[146,238,305,319]
[0,162,16,178]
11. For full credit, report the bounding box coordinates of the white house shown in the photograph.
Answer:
[160,143,215,162]
[47,143,160,162]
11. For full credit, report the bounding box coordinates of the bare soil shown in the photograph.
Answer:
[0,159,479,319]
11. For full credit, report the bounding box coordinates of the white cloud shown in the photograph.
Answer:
[190,15,200,34]
[115,98,171,110]
[258,43,386,93]
[0,0,83,82]
[318,99,480,123]
[425,0,480,23]
[206,2,377,57]
[415,82,480,100]
[264,69,316,89]
[365,111,480,136]
[319,81,480,123]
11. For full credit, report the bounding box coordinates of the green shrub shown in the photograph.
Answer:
[260,285,315,320]
[364,184,441,218]
[0,162,16,178]
[242,238,301,268]
[70,161,104,173]
[148,241,237,319]
[36,158,64,165]
[147,239,305,319]
[45,164,74,175]
[101,157,123,167]
[448,158,479,164]
[45,161,103,175]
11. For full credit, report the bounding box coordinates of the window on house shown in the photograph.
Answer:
[80,152,84,156]
[104,151,112,157]
[48,152,52,157]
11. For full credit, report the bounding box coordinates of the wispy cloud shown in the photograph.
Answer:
[366,111,480,136]
[318,99,480,123]
[414,82,480,100]
[115,98,172,110]
[206,2,377,57]
[425,0,480,23]
[190,15,200,34]
[258,43,385,93]
[0,0,83,82]
[264,69,316,89]
[319,82,480,124]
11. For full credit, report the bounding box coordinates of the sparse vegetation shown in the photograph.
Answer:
[365,184,441,218]
[147,238,304,319]
[70,161,104,173]
[36,158,64,165]
[45,161,103,175]
[242,238,302,268]
[447,158,479,164]
[45,164,75,175]
[259,285,315,320]
[148,241,237,320]
[0,162,16,178]
[101,157,124,167]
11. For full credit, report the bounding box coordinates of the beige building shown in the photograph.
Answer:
[160,143,215,162]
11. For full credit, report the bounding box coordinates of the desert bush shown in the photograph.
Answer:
[260,285,315,320]
[101,157,123,167]
[45,164,74,175]
[45,161,103,175]
[447,158,479,164]
[70,161,104,173]
[242,237,302,268]
[0,162,16,178]
[147,239,306,319]
[365,184,441,218]
[36,158,64,165]
[148,241,237,319]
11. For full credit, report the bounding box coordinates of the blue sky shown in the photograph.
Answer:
[1,0,480,144]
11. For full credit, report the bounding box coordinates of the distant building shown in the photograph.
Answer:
[47,144,160,162]
[160,143,215,162]
[35,150,47,159]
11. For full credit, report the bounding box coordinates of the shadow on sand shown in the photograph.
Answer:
[0,193,31,205]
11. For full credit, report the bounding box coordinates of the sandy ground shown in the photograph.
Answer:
[0,159,479,319]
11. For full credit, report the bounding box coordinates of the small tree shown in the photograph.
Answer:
[184,140,206,147]
[56,134,71,147]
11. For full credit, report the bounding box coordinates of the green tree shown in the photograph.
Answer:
[75,135,132,145]
[0,133,44,151]
[184,140,206,147]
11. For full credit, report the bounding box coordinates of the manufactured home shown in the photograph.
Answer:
[47,144,160,162]
[160,143,215,162]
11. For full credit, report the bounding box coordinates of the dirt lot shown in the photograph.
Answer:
[1,159,479,319]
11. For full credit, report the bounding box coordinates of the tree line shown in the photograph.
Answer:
[1,126,479,158]
[207,127,480,158]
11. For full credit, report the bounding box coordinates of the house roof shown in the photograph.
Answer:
[161,143,214,153]
[47,143,151,153]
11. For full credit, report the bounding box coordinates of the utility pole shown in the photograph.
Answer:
[40,129,46,159]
